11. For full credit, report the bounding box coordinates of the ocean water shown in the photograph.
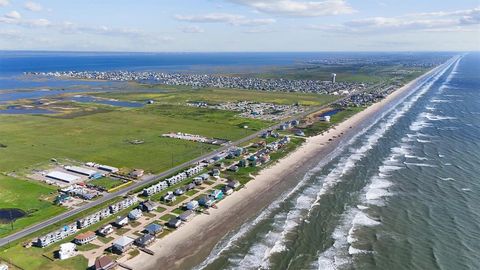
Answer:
[193,53,480,270]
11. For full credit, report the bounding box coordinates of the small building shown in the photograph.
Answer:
[128,209,143,220]
[227,180,241,189]
[167,218,182,228]
[211,189,224,200]
[135,234,155,248]
[185,200,199,210]
[114,216,129,227]
[193,177,203,185]
[164,192,176,203]
[238,159,248,167]
[185,182,196,191]
[97,224,115,236]
[94,255,116,270]
[129,169,144,179]
[0,263,8,270]
[65,165,97,177]
[178,210,195,222]
[112,236,134,254]
[144,223,163,236]
[74,231,97,245]
[46,171,80,183]
[295,130,305,136]
[291,119,300,126]
[140,200,158,212]
[174,188,185,196]
[198,196,214,208]
[223,186,233,196]
[98,165,119,173]
[58,243,76,260]
[320,115,331,122]
[228,165,239,172]
[211,169,220,178]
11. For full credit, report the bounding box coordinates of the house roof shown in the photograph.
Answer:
[113,236,134,247]
[135,234,154,245]
[145,223,162,232]
[94,255,115,270]
[75,231,96,240]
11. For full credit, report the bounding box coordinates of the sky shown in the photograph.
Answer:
[0,0,479,52]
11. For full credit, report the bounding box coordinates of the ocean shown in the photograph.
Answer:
[192,53,480,270]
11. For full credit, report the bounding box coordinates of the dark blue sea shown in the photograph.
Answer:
[191,53,480,270]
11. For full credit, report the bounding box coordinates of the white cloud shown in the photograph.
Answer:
[175,13,275,26]
[5,10,21,20]
[180,25,205,33]
[24,1,43,12]
[0,0,9,7]
[228,0,355,17]
[307,7,480,33]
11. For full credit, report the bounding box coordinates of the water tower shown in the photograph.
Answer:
[331,73,336,83]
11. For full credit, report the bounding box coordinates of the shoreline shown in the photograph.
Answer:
[127,62,448,270]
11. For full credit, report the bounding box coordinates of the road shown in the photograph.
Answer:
[0,96,349,248]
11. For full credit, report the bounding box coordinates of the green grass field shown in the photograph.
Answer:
[0,105,268,174]
[0,176,65,238]
[95,86,339,106]
[89,177,124,190]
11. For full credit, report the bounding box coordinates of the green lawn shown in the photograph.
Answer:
[0,176,65,238]
[89,177,124,190]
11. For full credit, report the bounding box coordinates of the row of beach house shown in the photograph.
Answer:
[142,164,206,197]
[35,196,138,247]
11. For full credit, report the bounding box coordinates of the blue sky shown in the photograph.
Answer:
[0,0,479,51]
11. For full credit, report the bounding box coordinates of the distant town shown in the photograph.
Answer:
[28,71,368,95]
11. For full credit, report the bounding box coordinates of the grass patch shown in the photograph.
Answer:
[0,176,65,238]
[159,214,176,222]
[75,243,99,252]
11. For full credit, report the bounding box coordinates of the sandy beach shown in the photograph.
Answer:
[127,63,445,270]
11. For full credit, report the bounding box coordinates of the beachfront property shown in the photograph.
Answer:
[77,208,111,229]
[128,209,143,220]
[112,236,134,254]
[227,180,241,189]
[134,234,155,248]
[211,189,224,200]
[167,217,182,228]
[198,195,215,208]
[178,210,195,222]
[223,186,233,196]
[94,255,116,270]
[97,224,114,236]
[144,223,163,236]
[74,231,97,245]
[58,243,77,260]
[185,200,199,210]
[36,223,78,247]
[109,196,138,213]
